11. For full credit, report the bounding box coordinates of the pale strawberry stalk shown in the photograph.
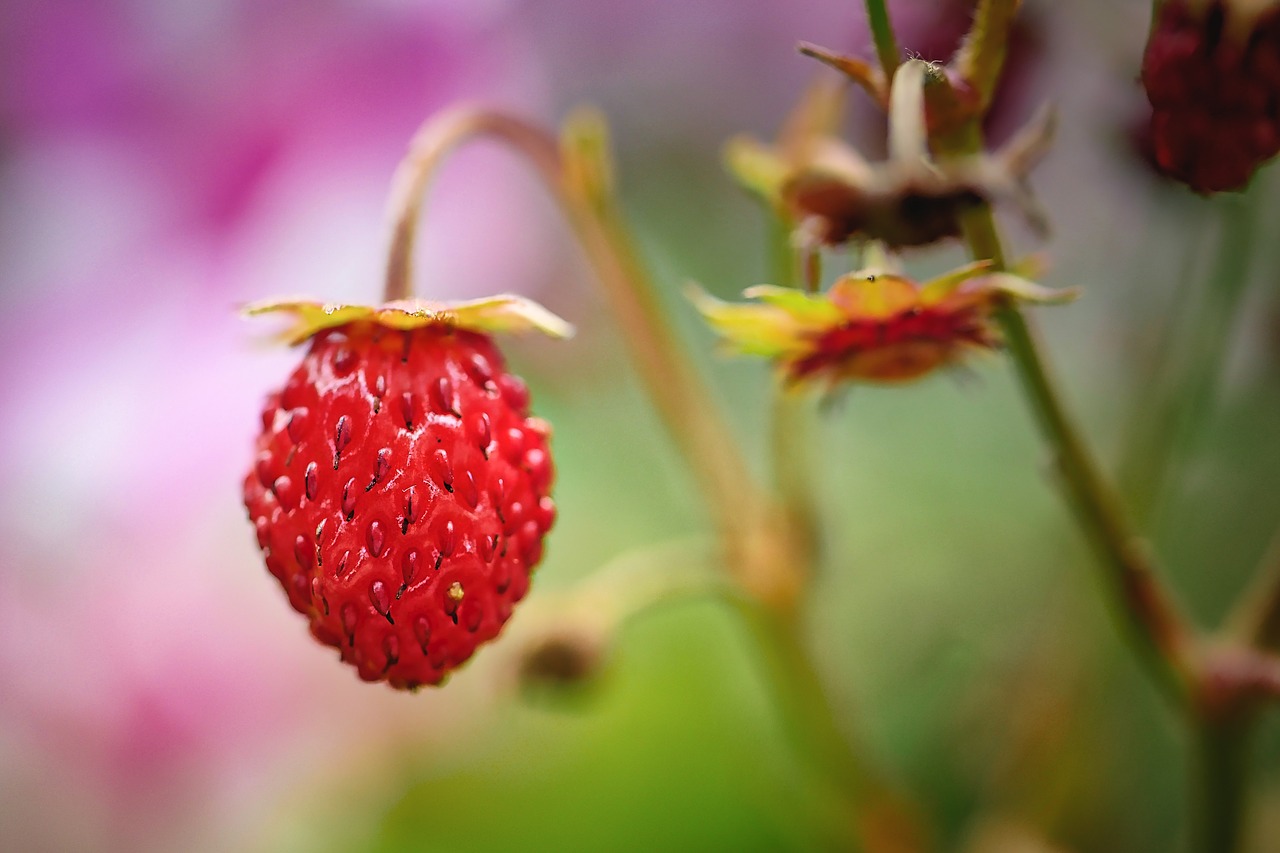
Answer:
[558,112,823,612]
[384,105,762,580]
[564,114,926,851]
[953,0,1022,114]
[509,538,738,691]
[384,106,562,302]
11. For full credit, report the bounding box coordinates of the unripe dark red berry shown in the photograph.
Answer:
[1142,0,1280,192]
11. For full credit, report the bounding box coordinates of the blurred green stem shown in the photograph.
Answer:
[1193,717,1250,853]
[767,216,822,573]
[561,115,774,558]
[971,207,1198,697]
[947,106,1196,700]
[741,605,929,853]
[1230,530,1280,651]
[564,108,925,850]
[988,288,1198,701]
[956,140,1249,846]
[863,0,901,83]
[1118,195,1257,524]
[571,538,736,621]
[744,185,926,853]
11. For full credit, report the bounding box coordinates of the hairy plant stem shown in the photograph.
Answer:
[742,604,928,853]
[960,175,1249,851]
[863,0,901,82]
[954,0,1023,112]
[387,104,916,850]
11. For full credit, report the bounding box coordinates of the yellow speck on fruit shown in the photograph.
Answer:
[447,582,465,602]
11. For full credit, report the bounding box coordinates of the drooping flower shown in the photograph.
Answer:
[693,258,1073,387]
[725,61,1055,251]
[1142,0,1280,192]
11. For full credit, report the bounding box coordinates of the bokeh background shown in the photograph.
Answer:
[3,0,1280,850]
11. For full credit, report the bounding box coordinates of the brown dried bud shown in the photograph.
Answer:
[513,616,614,696]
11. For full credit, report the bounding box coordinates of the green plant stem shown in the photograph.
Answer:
[960,190,1268,848]
[1192,717,1250,853]
[766,214,822,569]
[568,538,731,618]
[741,605,928,853]
[761,204,925,850]
[562,176,764,544]
[1230,529,1280,651]
[960,206,1198,702]
[954,0,1022,111]
[863,0,901,82]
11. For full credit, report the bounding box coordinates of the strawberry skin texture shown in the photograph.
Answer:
[244,322,556,689]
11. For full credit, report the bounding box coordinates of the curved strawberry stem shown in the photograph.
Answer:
[384,105,760,556]
[385,105,563,302]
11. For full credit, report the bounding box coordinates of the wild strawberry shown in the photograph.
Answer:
[244,297,570,689]
[1142,0,1280,192]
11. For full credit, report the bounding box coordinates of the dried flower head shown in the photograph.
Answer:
[727,61,1054,251]
[693,255,1073,387]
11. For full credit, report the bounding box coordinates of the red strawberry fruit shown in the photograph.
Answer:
[244,298,570,689]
